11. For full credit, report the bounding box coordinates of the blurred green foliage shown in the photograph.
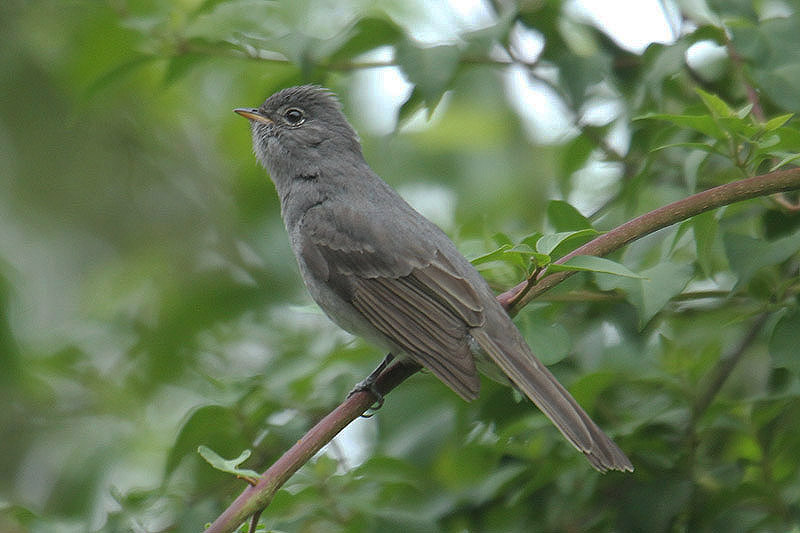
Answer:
[1,0,800,532]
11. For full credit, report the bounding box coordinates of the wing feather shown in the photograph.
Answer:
[410,258,483,326]
[351,274,480,400]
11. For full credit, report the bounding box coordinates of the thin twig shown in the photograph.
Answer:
[247,510,262,533]
[691,312,769,422]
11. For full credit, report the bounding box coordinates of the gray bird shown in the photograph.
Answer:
[235,85,632,472]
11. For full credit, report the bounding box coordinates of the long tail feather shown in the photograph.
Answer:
[470,328,633,472]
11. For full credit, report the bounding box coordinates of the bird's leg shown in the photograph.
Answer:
[348,352,395,416]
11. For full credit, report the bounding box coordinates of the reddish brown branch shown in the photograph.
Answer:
[206,168,800,533]
[204,360,421,533]
[498,168,800,314]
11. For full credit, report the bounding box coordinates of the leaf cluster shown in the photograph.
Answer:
[2,1,800,532]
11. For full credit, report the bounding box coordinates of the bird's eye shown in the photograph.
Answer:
[284,108,305,125]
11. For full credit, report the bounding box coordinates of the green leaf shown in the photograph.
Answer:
[696,88,734,118]
[731,15,800,111]
[753,134,780,151]
[596,262,694,327]
[693,211,718,278]
[723,230,800,288]
[650,142,723,155]
[495,234,549,271]
[518,311,571,365]
[166,404,248,477]
[546,200,592,231]
[769,309,800,374]
[640,263,694,325]
[461,7,516,56]
[492,232,515,247]
[197,446,261,483]
[560,133,597,178]
[735,103,754,120]
[769,153,800,172]
[769,125,800,152]
[766,62,800,111]
[328,17,403,64]
[503,244,537,270]
[529,253,552,270]
[553,51,612,108]
[535,229,599,256]
[515,232,538,249]
[640,40,690,101]
[548,255,644,279]
[763,113,794,132]
[184,0,281,43]
[470,244,512,266]
[395,39,461,113]
[508,243,535,254]
[670,219,693,255]
[636,113,727,140]
[678,0,722,26]
[717,116,759,138]
[486,243,551,273]
[397,86,426,125]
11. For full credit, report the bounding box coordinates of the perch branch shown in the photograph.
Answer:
[498,168,800,314]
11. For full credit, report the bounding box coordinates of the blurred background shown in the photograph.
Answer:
[2,0,800,531]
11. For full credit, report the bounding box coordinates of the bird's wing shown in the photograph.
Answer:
[299,200,485,400]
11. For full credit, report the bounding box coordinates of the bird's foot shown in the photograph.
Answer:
[347,352,394,417]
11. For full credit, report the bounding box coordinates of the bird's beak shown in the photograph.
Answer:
[234,108,272,124]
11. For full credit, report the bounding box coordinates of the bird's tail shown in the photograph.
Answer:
[470,327,633,472]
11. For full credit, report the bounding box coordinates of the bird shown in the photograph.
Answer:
[234,85,632,472]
